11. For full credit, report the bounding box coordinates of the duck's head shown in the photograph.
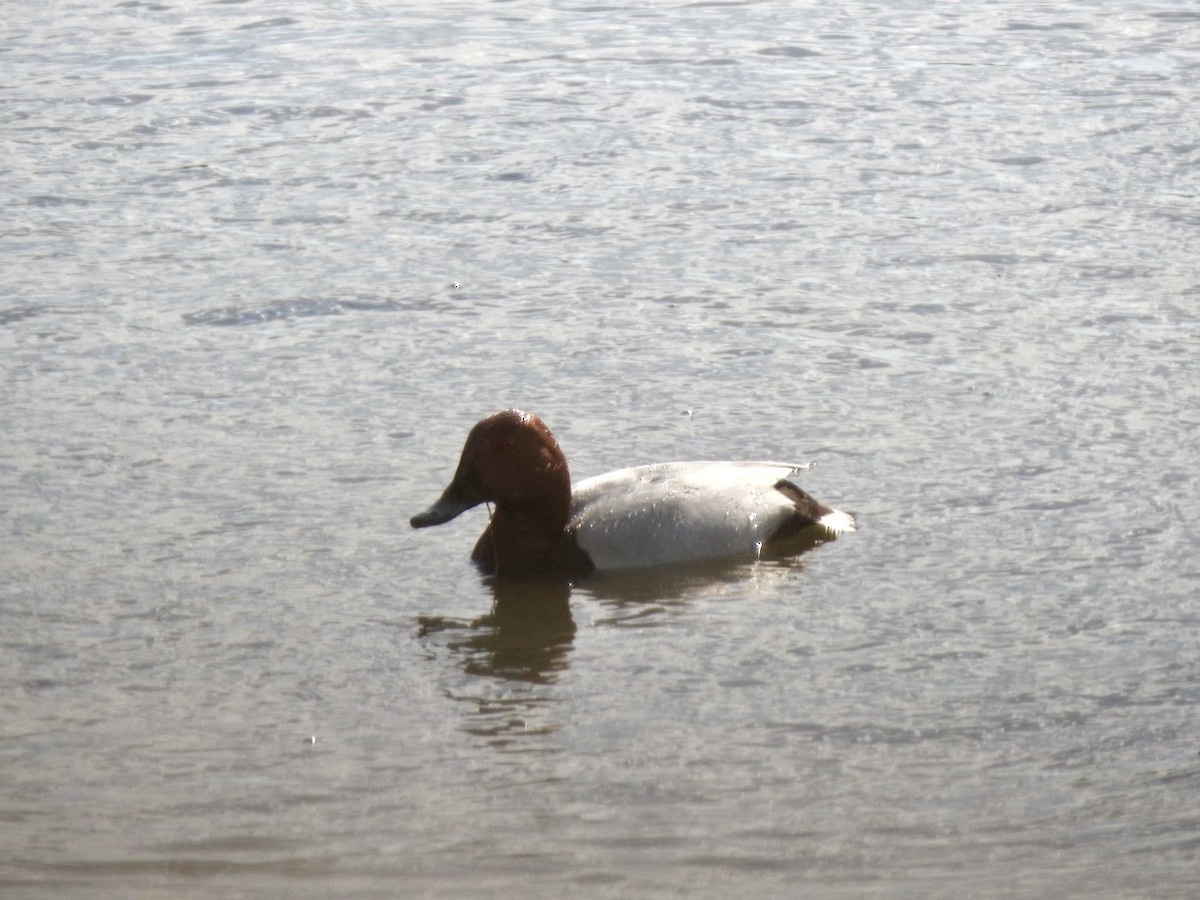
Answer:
[410,409,571,529]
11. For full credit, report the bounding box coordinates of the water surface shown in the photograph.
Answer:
[3,1,1199,897]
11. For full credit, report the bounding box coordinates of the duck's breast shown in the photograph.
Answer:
[568,461,818,570]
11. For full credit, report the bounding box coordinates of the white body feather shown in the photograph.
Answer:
[569,461,854,570]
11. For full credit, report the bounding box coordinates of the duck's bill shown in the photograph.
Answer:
[410,482,482,528]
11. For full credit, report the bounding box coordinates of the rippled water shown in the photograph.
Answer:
[3,1,1199,897]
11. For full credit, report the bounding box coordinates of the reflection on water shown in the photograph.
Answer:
[419,578,575,685]
[581,554,808,601]
[418,555,819,751]
[419,578,575,750]
[417,557,815,749]
[419,554,814,685]
[419,555,815,685]
[579,555,812,627]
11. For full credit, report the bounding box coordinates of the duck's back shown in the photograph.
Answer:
[569,461,853,570]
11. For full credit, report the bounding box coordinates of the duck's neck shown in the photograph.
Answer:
[472,490,594,577]
[491,498,568,568]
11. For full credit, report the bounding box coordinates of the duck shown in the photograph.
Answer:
[410,409,855,578]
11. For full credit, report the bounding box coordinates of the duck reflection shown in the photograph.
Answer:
[419,554,812,682]
[419,576,575,685]
[576,554,811,624]
[418,556,813,749]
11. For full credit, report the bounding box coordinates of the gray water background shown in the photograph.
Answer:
[3,1,1199,897]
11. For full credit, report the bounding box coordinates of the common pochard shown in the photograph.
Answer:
[411,409,855,577]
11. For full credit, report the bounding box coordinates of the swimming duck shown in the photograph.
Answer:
[411,409,854,577]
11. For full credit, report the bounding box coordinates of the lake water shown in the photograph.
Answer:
[3,1,1199,897]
